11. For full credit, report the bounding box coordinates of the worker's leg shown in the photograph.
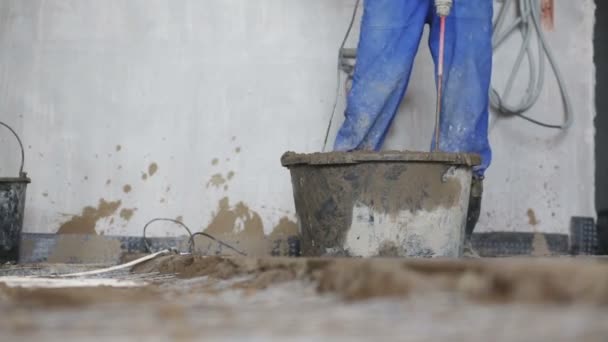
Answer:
[428,0,493,248]
[334,0,429,151]
[428,0,493,176]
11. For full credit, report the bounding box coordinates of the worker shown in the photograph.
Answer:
[333,0,492,253]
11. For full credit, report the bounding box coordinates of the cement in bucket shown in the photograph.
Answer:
[0,121,30,263]
[282,151,480,258]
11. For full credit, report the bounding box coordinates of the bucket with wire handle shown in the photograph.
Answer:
[0,121,30,263]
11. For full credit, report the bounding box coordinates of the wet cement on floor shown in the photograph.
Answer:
[2,256,608,341]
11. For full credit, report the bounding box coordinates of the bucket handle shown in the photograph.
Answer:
[0,121,25,177]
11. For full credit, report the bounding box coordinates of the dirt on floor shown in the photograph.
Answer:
[2,256,608,341]
[131,255,608,304]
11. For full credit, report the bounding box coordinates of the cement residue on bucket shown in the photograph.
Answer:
[343,202,465,257]
[282,151,478,258]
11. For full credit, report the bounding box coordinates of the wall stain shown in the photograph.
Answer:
[193,200,300,257]
[160,198,166,203]
[204,198,264,238]
[116,145,122,152]
[235,147,241,153]
[84,176,88,181]
[118,165,123,170]
[207,173,226,188]
[223,185,228,191]
[175,216,183,222]
[196,197,269,255]
[106,179,112,185]
[47,236,122,264]
[212,158,219,166]
[141,172,148,181]
[42,192,48,197]
[120,208,137,221]
[123,184,132,193]
[268,217,300,256]
[269,217,299,239]
[227,171,235,180]
[531,232,551,256]
[57,199,122,235]
[527,208,539,226]
[148,163,159,177]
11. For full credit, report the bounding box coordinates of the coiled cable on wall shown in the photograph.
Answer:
[491,0,573,129]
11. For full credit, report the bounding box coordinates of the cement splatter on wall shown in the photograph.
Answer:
[141,172,148,181]
[212,158,219,166]
[268,217,300,256]
[527,208,539,226]
[120,208,136,221]
[269,217,299,240]
[148,163,158,177]
[227,171,235,180]
[192,199,300,256]
[123,184,132,193]
[106,179,112,185]
[204,197,264,237]
[195,198,265,255]
[207,174,226,188]
[57,199,122,234]
[47,235,122,264]
[116,145,122,152]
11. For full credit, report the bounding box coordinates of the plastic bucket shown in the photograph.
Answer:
[282,151,480,258]
[0,121,30,263]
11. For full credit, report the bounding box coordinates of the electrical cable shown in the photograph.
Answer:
[322,0,361,152]
[189,232,247,256]
[491,0,573,129]
[142,218,247,256]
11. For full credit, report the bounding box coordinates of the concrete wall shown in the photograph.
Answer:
[0,0,596,257]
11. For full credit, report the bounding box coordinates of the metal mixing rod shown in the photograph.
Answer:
[433,0,453,152]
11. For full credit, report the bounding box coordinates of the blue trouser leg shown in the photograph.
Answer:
[333,0,428,151]
[429,0,493,176]
[333,0,493,176]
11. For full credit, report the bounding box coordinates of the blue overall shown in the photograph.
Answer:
[333,0,493,176]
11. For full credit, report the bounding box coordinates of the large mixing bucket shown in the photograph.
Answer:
[0,122,30,263]
[282,151,480,258]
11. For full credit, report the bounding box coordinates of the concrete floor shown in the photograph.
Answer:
[2,256,608,341]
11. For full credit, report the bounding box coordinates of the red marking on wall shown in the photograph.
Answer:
[541,0,554,31]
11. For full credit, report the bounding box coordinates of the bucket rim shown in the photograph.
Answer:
[0,177,31,184]
[281,151,481,167]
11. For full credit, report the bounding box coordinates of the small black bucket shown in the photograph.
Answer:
[0,121,30,263]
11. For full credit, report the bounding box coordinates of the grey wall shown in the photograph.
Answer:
[0,1,596,255]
